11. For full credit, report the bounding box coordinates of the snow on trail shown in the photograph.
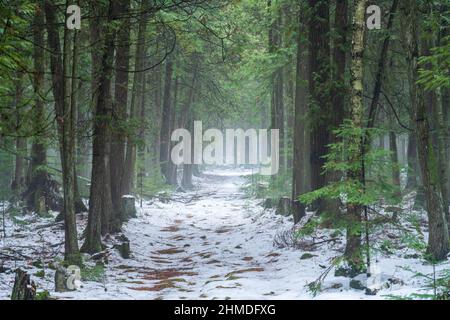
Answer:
[0,168,445,299]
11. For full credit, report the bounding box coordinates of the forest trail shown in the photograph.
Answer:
[0,168,434,300]
[56,168,341,299]
[102,168,312,300]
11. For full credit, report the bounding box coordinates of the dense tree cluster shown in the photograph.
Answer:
[0,0,448,280]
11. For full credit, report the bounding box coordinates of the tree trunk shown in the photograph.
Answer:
[292,6,309,223]
[322,0,349,219]
[137,71,148,197]
[344,0,367,270]
[268,1,285,174]
[405,132,418,189]
[44,0,80,265]
[26,3,49,215]
[151,64,163,170]
[122,1,149,195]
[402,0,449,260]
[181,61,199,190]
[12,73,26,200]
[160,57,174,183]
[82,0,118,253]
[110,0,131,230]
[389,131,401,204]
[167,77,179,185]
[308,0,330,213]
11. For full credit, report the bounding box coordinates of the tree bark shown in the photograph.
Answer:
[389,131,401,204]
[292,6,309,223]
[344,0,367,269]
[122,1,149,195]
[268,1,285,174]
[12,72,26,200]
[44,0,81,265]
[26,2,49,214]
[160,57,174,183]
[181,61,199,190]
[308,0,330,213]
[167,77,179,185]
[111,0,131,230]
[82,0,118,253]
[405,132,418,189]
[402,0,449,260]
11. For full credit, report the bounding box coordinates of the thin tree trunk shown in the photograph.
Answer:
[292,6,309,223]
[160,57,174,183]
[405,132,418,189]
[308,0,330,213]
[122,1,148,195]
[344,0,367,270]
[389,131,401,204]
[167,77,179,185]
[26,2,48,214]
[268,1,285,174]
[12,73,26,200]
[111,0,131,230]
[181,61,199,190]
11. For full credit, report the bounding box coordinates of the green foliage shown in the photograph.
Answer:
[387,265,450,300]
[0,147,13,200]
[35,290,51,300]
[299,121,397,208]
[241,168,291,200]
[139,166,172,197]
[81,264,106,283]
[418,36,450,91]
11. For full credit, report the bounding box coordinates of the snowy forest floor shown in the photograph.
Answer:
[0,168,448,300]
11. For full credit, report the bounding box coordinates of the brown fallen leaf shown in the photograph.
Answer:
[155,248,184,255]
[206,259,221,264]
[225,267,264,278]
[266,252,281,257]
[161,226,180,232]
[215,227,232,234]
[140,269,198,281]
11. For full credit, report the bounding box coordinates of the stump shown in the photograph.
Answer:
[54,266,68,292]
[256,182,269,198]
[120,195,137,221]
[276,197,291,216]
[37,196,47,216]
[113,234,131,259]
[55,265,80,292]
[11,269,36,300]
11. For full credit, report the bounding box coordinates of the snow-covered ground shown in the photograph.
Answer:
[0,168,448,300]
